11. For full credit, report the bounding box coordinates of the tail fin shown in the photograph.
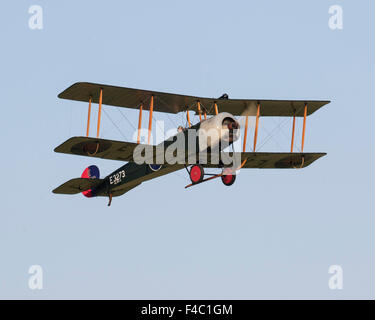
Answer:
[81,165,100,179]
[81,165,100,197]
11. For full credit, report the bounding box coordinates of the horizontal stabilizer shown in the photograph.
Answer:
[52,178,104,195]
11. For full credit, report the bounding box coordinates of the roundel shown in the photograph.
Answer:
[149,164,162,172]
[82,165,100,179]
[81,165,100,198]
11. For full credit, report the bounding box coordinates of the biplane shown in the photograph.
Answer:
[53,82,329,206]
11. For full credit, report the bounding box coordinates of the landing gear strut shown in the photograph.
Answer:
[185,164,238,188]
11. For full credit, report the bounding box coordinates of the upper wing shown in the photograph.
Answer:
[203,152,326,169]
[58,82,330,117]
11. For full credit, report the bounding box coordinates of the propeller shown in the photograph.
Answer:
[237,101,258,127]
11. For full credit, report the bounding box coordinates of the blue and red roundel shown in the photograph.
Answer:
[149,164,162,172]
[81,165,100,198]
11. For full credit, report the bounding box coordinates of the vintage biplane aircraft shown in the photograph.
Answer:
[53,82,329,206]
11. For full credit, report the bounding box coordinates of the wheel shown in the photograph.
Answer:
[221,168,236,186]
[189,164,204,184]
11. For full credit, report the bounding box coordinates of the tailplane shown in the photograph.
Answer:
[52,165,103,196]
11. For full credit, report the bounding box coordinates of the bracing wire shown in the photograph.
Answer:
[102,108,129,141]
[256,105,305,152]
[259,120,287,151]
[117,107,137,131]
[256,117,290,151]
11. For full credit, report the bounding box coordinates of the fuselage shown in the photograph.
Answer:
[92,112,239,197]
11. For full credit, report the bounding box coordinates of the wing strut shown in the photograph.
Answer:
[197,101,202,122]
[137,103,143,144]
[214,102,219,115]
[301,103,307,152]
[86,96,92,137]
[187,108,191,127]
[253,102,260,151]
[243,114,249,152]
[96,88,103,138]
[290,112,296,152]
[148,95,154,144]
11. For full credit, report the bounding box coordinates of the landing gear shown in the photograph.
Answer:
[185,164,237,188]
[189,164,204,184]
[221,168,236,186]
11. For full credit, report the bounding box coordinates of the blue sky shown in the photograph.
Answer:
[0,0,374,299]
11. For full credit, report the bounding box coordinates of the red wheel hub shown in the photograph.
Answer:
[221,168,236,186]
[190,165,204,183]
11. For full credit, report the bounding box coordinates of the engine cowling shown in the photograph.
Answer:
[198,112,240,151]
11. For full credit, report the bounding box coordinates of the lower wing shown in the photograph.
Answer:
[203,152,326,169]
[54,136,325,169]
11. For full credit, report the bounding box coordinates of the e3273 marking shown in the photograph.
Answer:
[109,170,125,185]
